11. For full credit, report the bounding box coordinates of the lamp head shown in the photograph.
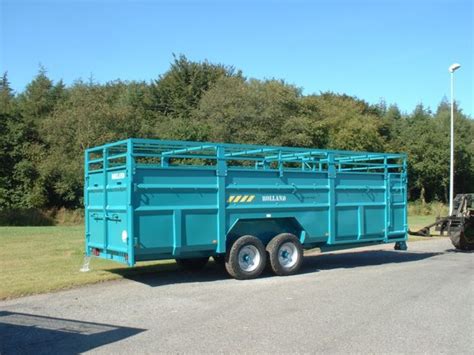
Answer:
[449,63,461,73]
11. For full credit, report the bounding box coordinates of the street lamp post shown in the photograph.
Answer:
[448,63,461,215]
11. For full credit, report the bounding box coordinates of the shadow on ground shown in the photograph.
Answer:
[0,311,145,354]
[444,248,474,254]
[304,249,443,271]
[107,248,444,288]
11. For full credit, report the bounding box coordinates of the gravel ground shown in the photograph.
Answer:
[1,238,473,354]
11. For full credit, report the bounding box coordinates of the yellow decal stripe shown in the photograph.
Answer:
[247,195,255,202]
[228,196,235,203]
[234,195,242,203]
[240,195,249,202]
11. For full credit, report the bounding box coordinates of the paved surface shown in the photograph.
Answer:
[1,238,473,354]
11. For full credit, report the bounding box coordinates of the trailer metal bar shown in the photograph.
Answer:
[224,147,278,157]
[161,145,216,156]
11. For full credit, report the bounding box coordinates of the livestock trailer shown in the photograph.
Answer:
[84,139,407,279]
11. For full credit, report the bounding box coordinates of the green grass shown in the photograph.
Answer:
[0,226,176,300]
[408,215,439,232]
[407,215,449,241]
[0,214,444,299]
[407,201,448,217]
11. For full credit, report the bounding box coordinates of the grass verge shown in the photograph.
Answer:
[0,226,176,300]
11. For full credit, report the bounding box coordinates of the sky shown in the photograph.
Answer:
[1,0,473,116]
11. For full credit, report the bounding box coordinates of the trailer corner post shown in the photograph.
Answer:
[216,146,227,253]
[102,147,108,256]
[126,139,135,266]
[328,153,336,244]
[172,210,182,257]
[384,157,389,242]
[84,149,90,257]
[403,157,408,235]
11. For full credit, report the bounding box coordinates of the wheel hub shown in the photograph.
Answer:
[238,245,261,272]
[278,242,298,268]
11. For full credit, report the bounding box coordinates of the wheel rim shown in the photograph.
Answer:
[238,245,261,272]
[278,242,298,268]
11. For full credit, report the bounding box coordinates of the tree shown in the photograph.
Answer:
[195,77,302,145]
[10,68,65,208]
[393,104,446,202]
[39,80,155,208]
[151,54,240,118]
[0,73,16,208]
[433,101,474,196]
[380,104,402,144]
[280,116,329,148]
[304,93,386,151]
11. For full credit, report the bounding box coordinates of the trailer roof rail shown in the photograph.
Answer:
[85,138,406,174]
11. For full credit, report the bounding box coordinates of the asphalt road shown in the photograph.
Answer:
[1,238,473,354]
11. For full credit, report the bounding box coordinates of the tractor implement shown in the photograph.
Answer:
[408,194,474,251]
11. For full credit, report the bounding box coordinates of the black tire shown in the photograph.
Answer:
[450,230,474,251]
[175,257,209,271]
[266,233,303,276]
[225,235,266,280]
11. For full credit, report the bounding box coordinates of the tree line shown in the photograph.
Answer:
[0,55,473,212]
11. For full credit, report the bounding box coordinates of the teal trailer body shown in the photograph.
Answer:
[84,139,407,266]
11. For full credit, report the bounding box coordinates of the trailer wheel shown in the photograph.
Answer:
[225,235,266,280]
[176,257,209,271]
[266,233,303,276]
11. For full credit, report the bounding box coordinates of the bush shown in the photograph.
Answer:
[408,201,448,216]
[0,209,54,226]
[52,208,84,225]
[0,208,84,226]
